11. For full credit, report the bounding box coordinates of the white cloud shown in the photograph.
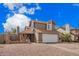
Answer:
[19,6,36,15]
[3,3,15,10]
[19,7,35,14]
[3,14,31,32]
[3,3,23,10]
[3,3,41,15]
[27,8,35,14]
[18,6,27,14]
[36,4,41,10]
[73,3,79,7]
[2,3,41,32]
[6,14,11,18]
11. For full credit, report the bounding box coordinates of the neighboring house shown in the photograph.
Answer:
[57,24,79,41]
[70,29,79,41]
[5,20,59,43]
[57,24,70,34]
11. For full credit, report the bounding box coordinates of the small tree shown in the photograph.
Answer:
[8,28,16,34]
[60,33,72,42]
[12,29,16,34]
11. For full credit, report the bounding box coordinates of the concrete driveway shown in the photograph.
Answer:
[0,43,79,56]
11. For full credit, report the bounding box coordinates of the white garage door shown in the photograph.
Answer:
[42,34,58,43]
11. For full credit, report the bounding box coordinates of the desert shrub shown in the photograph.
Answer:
[60,33,72,42]
[0,39,5,44]
[0,34,5,44]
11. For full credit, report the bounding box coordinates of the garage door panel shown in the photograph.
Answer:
[42,34,58,42]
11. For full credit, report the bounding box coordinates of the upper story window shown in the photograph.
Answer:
[48,24,50,29]
[34,22,46,30]
[47,24,52,30]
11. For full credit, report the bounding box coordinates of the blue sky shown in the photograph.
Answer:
[0,3,79,33]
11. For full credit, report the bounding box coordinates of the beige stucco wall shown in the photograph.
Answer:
[35,32,39,43]
[38,33,42,43]
[34,22,47,30]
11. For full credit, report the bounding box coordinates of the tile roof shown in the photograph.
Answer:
[20,28,58,34]
[20,29,34,34]
[37,29,58,34]
[70,29,79,31]
[31,20,55,25]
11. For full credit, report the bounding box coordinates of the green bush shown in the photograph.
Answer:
[0,39,5,44]
[60,33,72,42]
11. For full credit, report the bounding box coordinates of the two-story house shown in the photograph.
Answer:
[5,20,59,44]
[19,20,59,43]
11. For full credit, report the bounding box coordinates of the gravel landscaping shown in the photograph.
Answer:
[0,43,79,56]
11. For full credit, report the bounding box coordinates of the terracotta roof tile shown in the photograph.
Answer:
[20,28,58,34]
[20,29,34,34]
[31,20,55,25]
[37,29,58,34]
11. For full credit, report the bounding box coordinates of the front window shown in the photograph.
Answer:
[48,25,50,29]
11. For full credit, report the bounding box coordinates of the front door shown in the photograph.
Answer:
[30,34,35,42]
[26,34,35,43]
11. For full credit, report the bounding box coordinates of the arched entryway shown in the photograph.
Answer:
[20,33,36,43]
